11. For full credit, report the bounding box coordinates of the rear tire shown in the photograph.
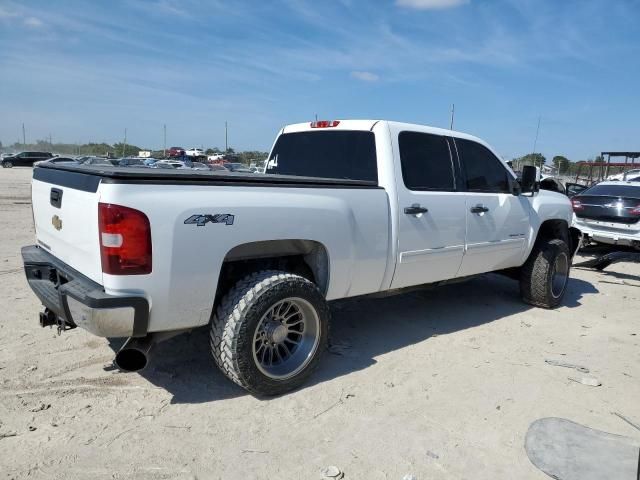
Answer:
[520,238,571,308]
[210,270,329,396]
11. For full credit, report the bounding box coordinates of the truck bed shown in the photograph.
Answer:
[35,163,380,189]
[30,162,392,333]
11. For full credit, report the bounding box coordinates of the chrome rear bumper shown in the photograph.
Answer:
[22,245,149,337]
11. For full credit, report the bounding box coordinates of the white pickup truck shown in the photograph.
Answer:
[22,120,580,395]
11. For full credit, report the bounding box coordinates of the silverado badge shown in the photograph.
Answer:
[52,215,63,231]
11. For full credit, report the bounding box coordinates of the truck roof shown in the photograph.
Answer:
[281,119,505,163]
[282,119,483,142]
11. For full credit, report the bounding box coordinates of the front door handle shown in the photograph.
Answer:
[470,205,489,214]
[404,205,428,215]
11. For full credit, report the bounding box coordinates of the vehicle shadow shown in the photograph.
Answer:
[574,244,640,282]
[111,273,598,404]
[307,273,596,391]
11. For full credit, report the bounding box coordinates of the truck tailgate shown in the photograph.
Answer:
[31,170,103,284]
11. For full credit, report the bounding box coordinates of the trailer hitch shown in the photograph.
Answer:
[39,308,76,335]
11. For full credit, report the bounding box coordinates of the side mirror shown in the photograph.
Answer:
[565,182,587,198]
[520,165,540,195]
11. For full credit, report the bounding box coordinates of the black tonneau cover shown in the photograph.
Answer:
[34,163,379,191]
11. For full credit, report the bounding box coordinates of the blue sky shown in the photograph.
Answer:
[0,0,638,161]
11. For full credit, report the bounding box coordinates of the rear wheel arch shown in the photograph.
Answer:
[214,239,330,302]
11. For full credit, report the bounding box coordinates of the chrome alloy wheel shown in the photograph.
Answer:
[551,252,569,298]
[252,297,320,380]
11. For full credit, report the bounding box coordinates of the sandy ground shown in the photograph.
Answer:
[0,167,639,480]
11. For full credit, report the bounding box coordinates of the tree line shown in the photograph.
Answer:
[510,153,606,176]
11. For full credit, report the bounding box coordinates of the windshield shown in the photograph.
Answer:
[266,130,377,182]
[581,184,640,198]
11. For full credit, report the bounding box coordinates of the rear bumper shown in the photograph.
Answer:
[21,245,149,337]
[573,219,640,247]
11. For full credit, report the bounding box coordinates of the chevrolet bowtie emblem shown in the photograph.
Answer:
[52,215,62,231]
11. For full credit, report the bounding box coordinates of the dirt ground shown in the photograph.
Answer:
[1,167,638,479]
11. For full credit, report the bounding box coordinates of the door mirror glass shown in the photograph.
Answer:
[520,165,540,195]
[565,182,588,198]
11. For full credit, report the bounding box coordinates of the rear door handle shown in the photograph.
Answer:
[404,205,428,215]
[470,205,489,214]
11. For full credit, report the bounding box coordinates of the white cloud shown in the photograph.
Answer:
[24,17,43,27]
[0,7,19,18]
[396,0,469,10]
[350,71,379,82]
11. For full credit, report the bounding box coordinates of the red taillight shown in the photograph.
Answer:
[310,120,340,128]
[571,199,583,211]
[631,204,640,215]
[98,203,152,275]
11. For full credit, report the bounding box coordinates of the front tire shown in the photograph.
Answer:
[210,270,329,396]
[2,161,12,168]
[520,238,571,308]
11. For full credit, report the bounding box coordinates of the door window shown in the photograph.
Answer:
[456,139,511,193]
[398,131,455,191]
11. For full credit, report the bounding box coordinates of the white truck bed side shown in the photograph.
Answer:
[97,182,391,332]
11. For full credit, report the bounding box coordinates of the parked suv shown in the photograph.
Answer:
[167,147,185,158]
[2,151,54,168]
[185,148,206,158]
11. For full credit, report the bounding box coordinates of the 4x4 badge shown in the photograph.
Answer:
[52,215,63,231]
[184,214,235,226]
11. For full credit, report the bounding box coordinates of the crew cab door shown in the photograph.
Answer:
[453,138,530,277]
[390,130,466,289]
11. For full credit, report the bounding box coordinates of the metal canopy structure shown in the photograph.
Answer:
[601,152,640,164]
[574,152,640,185]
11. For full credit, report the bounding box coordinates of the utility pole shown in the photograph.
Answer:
[163,124,166,157]
[49,133,52,150]
[22,123,26,148]
[122,128,127,157]
[225,121,228,152]
[449,104,455,130]
[532,116,541,167]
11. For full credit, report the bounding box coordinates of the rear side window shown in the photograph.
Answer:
[267,131,377,182]
[456,139,511,193]
[581,184,640,198]
[398,131,454,191]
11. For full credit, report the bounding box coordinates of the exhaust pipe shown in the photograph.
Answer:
[115,336,155,372]
[114,330,185,372]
